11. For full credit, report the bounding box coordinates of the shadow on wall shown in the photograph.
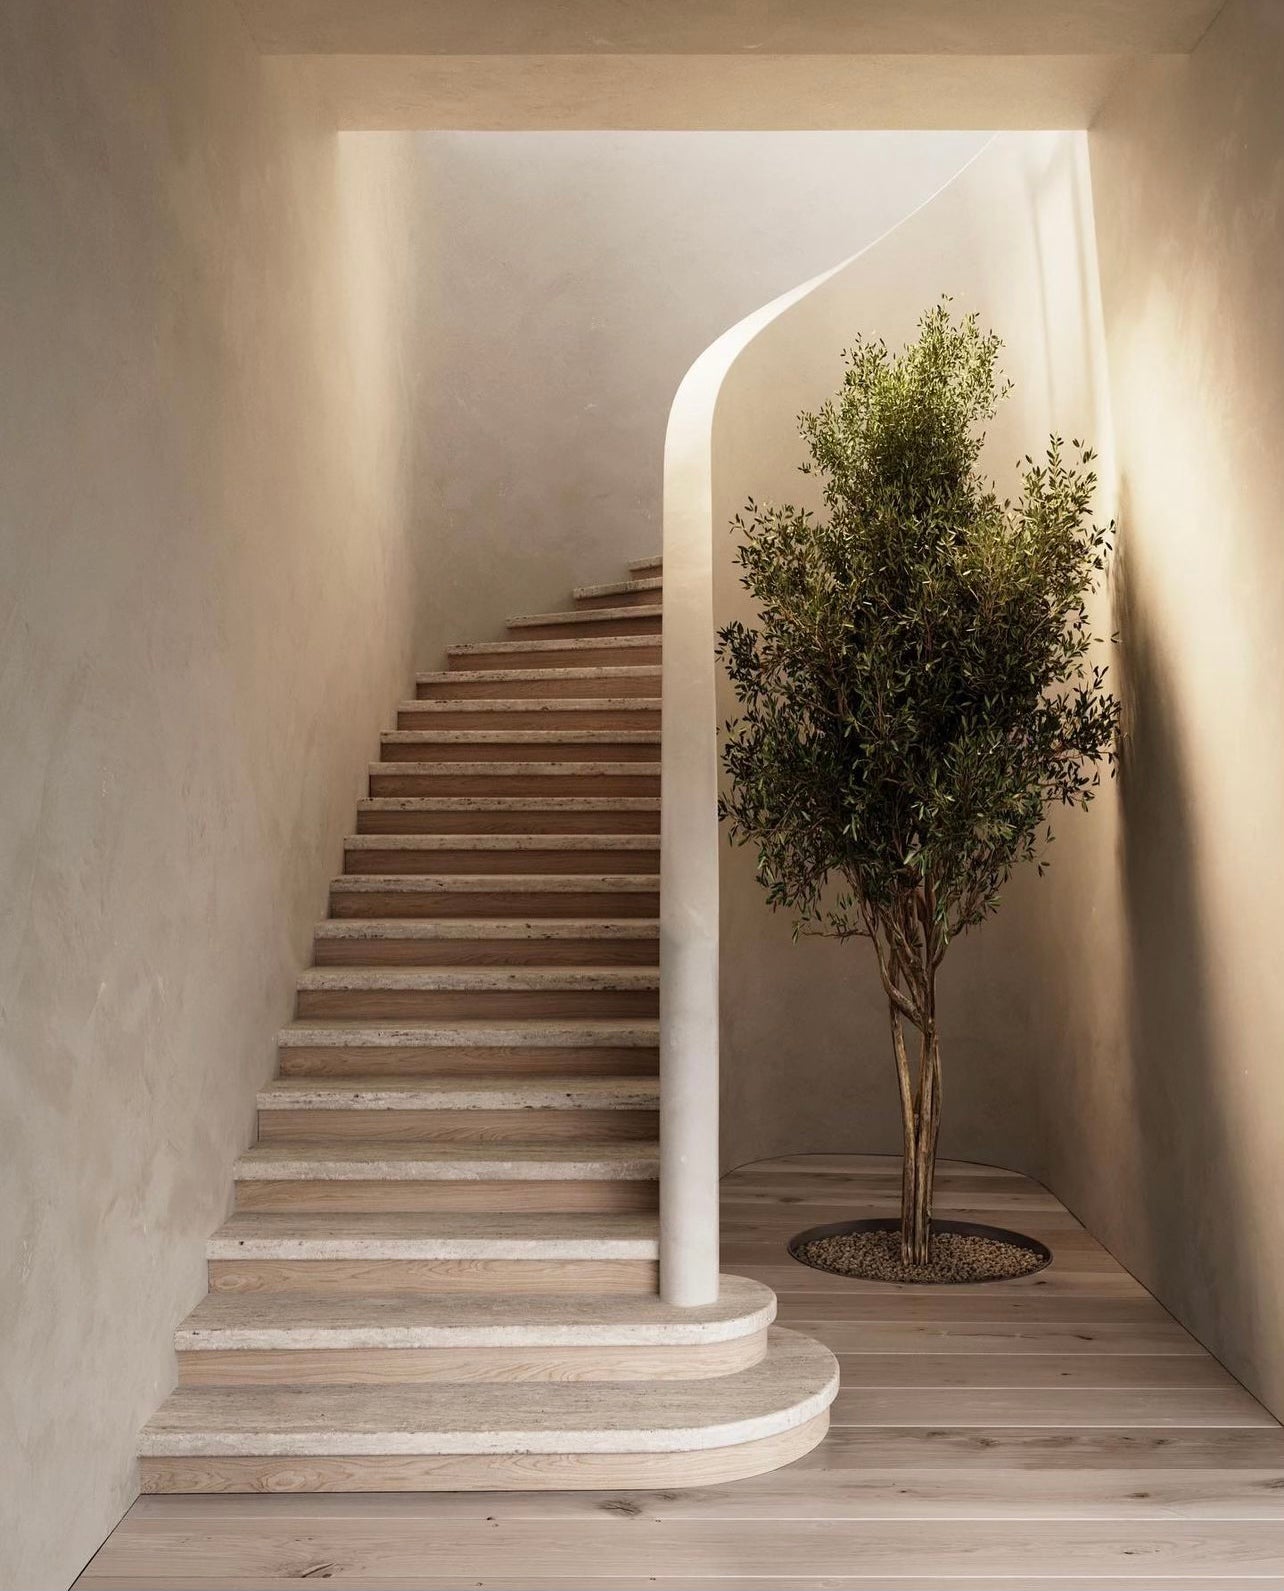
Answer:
[1114,499,1264,1381]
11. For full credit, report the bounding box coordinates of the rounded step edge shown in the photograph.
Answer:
[175,1273,777,1351]
[140,1326,837,1463]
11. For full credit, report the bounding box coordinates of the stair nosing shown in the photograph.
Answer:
[507,605,663,628]
[277,1018,660,1047]
[312,919,660,939]
[295,966,659,990]
[367,761,661,775]
[140,1330,838,1456]
[176,1276,773,1350]
[257,1076,660,1111]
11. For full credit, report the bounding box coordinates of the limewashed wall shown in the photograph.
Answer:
[0,5,423,1584]
[1048,0,1284,1416]
[406,131,987,656]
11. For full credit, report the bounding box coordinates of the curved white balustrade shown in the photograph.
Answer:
[657,133,1112,1305]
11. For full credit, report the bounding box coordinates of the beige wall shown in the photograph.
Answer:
[407,131,986,658]
[0,6,423,1585]
[705,135,1117,1179]
[1044,0,1284,1413]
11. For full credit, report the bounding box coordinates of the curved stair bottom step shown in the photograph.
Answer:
[139,1411,828,1492]
[139,1326,838,1492]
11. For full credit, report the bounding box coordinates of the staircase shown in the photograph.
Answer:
[139,555,837,1492]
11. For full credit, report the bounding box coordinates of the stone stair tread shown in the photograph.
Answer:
[295,967,659,991]
[572,578,663,600]
[140,1329,836,1455]
[419,665,662,683]
[257,1076,660,1110]
[208,1209,660,1259]
[331,873,658,892]
[367,760,661,775]
[627,555,662,574]
[278,1016,659,1046]
[382,729,661,743]
[344,833,658,850]
[176,1276,771,1350]
[357,797,660,811]
[397,697,661,712]
[235,1140,660,1180]
[507,605,663,628]
[447,637,660,656]
[313,919,659,940]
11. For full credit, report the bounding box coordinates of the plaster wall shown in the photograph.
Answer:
[405,132,987,658]
[705,134,1117,1178]
[1043,0,1284,1415]
[0,5,423,1584]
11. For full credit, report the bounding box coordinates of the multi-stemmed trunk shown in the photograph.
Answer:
[868,889,944,1267]
[891,1003,941,1266]
[882,921,941,1267]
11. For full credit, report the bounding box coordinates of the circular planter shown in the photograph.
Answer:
[788,1216,1052,1285]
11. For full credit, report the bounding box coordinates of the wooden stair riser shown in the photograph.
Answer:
[176,1332,764,1388]
[295,987,660,1020]
[573,583,663,611]
[311,935,659,968]
[397,705,660,731]
[329,886,659,919]
[138,1414,825,1495]
[418,669,660,701]
[450,643,661,671]
[256,1107,660,1145]
[278,1044,659,1078]
[342,845,660,876]
[368,769,659,797]
[507,613,661,641]
[354,806,660,837]
[207,1258,659,1295]
[234,1179,658,1216]
[379,738,659,765]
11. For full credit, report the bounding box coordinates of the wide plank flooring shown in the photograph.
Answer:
[75,1155,1284,1588]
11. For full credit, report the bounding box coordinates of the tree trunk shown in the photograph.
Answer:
[891,969,941,1268]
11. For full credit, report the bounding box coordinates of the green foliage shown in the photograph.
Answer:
[717,302,1120,967]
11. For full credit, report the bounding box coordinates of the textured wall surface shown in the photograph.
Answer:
[1048,0,1284,1415]
[703,135,1116,1181]
[0,6,423,1585]
[406,131,987,659]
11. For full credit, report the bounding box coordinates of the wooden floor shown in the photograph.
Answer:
[76,1154,1284,1588]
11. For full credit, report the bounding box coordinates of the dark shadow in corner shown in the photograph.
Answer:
[1113,498,1266,1397]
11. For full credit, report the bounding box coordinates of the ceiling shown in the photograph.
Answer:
[235,0,1227,129]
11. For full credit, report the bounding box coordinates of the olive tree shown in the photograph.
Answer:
[717,303,1119,1267]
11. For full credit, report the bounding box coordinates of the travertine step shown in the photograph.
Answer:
[397,698,661,731]
[368,761,660,797]
[139,1328,837,1492]
[449,636,661,672]
[175,1277,767,1388]
[236,1140,659,1181]
[234,1137,659,1218]
[294,964,659,1020]
[380,729,661,764]
[259,1075,660,1112]
[173,1274,773,1386]
[257,1073,657,1144]
[573,577,663,610]
[329,873,660,919]
[311,918,659,968]
[354,796,660,836]
[204,1211,661,1295]
[276,1014,658,1080]
[628,555,662,575]
[343,833,660,876]
[418,665,661,700]
[506,605,662,641]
